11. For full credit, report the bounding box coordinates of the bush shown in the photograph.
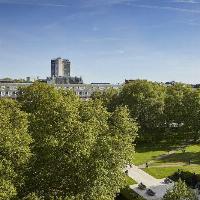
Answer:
[163,179,198,200]
[169,170,200,188]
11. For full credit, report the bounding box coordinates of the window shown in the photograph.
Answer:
[1,86,5,90]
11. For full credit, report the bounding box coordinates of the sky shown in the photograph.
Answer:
[1,0,200,84]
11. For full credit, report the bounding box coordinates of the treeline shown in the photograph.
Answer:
[92,80,200,143]
[0,83,138,200]
[1,80,200,199]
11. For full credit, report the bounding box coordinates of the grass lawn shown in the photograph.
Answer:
[120,142,200,199]
[186,144,200,153]
[152,144,200,165]
[144,165,200,179]
[137,144,200,178]
[121,143,200,199]
[125,176,137,185]
[133,150,167,165]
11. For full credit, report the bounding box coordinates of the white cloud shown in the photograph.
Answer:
[129,4,200,14]
[0,0,69,7]
[179,18,200,26]
[82,0,138,7]
[82,0,200,15]
[173,0,200,3]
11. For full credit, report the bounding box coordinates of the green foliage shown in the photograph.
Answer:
[0,99,32,200]
[169,171,200,187]
[17,83,138,200]
[91,87,119,111]
[162,84,200,141]
[119,80,166,142]
[120,187,145,200]
[164,84,193,131]
[163,179,198,200]
[22,193,44,200]
[91,80,200,142]
[182,88,200,139]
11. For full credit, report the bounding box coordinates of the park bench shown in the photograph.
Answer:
[146,189,156,196]
[138,182,146,190]
[164,178,172,184]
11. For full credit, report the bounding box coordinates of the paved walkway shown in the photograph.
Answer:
[125,165,174,200]
[126,165,200,200]
[127,165,159,186]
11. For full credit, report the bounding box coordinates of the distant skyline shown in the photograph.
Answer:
[1,0,200,83]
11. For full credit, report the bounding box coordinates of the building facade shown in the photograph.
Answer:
[51,57,70,78]
[0,83,120,99]
[50,57,82,84]
[0,57,120,98]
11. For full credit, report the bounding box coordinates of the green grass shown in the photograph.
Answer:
[186,144,200,153]
[133,150,167,165]
[123,142,200,200]
[134,143,200,179]
[144,165,200,179]
[151,144,200,165]
[125,176,137,185]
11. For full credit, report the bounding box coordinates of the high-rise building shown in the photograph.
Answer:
[50,57,83,84]
[51,57,70,78]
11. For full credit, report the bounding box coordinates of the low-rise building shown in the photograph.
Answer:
[0,83,120,99]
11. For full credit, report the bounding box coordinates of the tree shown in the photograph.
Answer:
[91,87,119,112]
[22,193,44,200]
[119,80,165,142]
[182,88,200,140]
[163,179,198,200]
[0,99,32,200]
[18,83,138,200]
[163,83,200,142]
[164,83,192,129]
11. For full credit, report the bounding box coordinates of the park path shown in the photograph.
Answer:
[126,165,200,200]
[125,165,174,200]
[127,145,200,199]
[126,165,159,186]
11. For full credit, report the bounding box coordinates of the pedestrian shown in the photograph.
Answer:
[146,162,148,168]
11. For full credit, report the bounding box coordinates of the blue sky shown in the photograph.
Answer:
[1,0,200,83]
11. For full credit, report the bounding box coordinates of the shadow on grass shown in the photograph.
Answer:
[135,143,170,153]
[135,131,198,153]
[135,140,189,153]
[158,152,200,165]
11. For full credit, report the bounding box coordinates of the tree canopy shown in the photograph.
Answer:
[119,80,166,133]
[163,179,198,200]
[91,80,200,143]
[17,83,138,200]
[0,99,32,200]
